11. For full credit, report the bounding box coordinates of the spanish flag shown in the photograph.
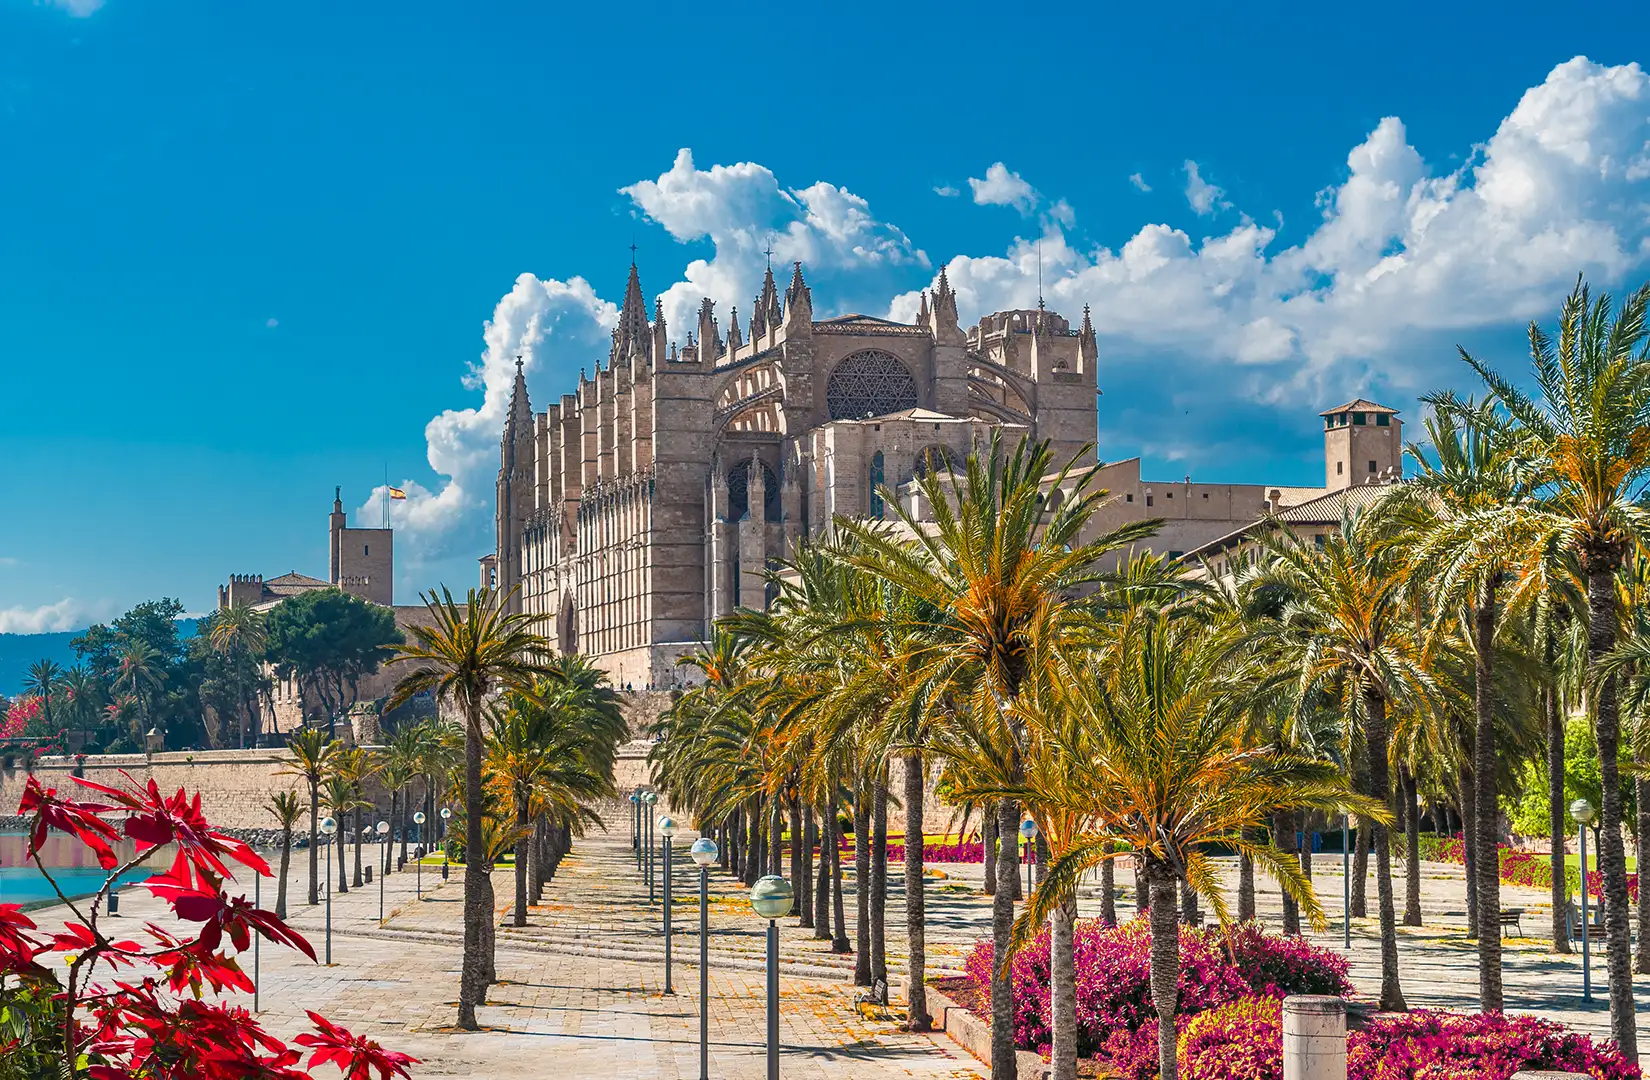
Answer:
[387,486,407,500]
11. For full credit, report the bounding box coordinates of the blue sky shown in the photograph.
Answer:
[2,0,1648,631]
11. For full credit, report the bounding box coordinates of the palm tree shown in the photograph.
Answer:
[1461,277,1650,1055]
[998,607,1379,1080]
[327,746,372,889]
[282,727,337,907]
[58,666,101,733]
[115,639,163,744]
[266,790,304,919]
[22,660,63,732]
[209,603,269,747]
[1390,394,1533,1011]
[1250,508,1431,1012]
[837,432,1160,1077]
[388,586,550,1030]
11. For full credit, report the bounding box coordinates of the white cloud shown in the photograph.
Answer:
[0,598,87,634]
[934,184,960,197]
[969,162,1039,213]
[891,57,1650,410]
[44,0,104,15]
[1129,173,1152,193]
[1183,160,1230,215]
[265,317,279,329]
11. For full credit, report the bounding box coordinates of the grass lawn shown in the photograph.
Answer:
[1564,853,1637,871]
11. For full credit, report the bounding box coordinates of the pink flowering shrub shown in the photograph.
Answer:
[2,696,41,739]
[1179,997,1283,1080]
[1423,834,1639,904]
[962,918,1350,1065]
[1347,1010,1640,1080]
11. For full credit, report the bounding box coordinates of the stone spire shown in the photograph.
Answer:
[697,298,721,363]
[727,305,743,351]
[782,262,812,335]
[505,356,532,437]
[611,262,651,366]
[917,289,930,325]
[929,267,963,345]
[1078,303,1098,371]
[650,297,668,372]
[753,264,782,338]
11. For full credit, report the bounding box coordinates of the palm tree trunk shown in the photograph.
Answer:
[307,783,319,906]
[336,815,348,895]
[801,808,817,930]
[1636,773,1650,975]
[1237,825,1256,923]
[981,804,998,897]
[458,706,491,1030]
[854,792,872,984]
[1585,557,1637,1056]
[529,815,545,901]
[1049,893,1078,1080]
[1364,689,1406,1012]
[1461,765,1479,937]
[1545,681,1571,953]
[991,797,1020,1080]
[903,750,931,1031]
[1352,753,1370,918]
[788,797,804,921]
[831,791,851,954]
[277,831,292,919]
[352,807,363,889]
[1472,587,1503,1010]
[1401,767,1423,927]
[1147,859,1181,1080]
[769,796,783,878]
[870,778,888,990]
[1100,842,1118,925]
[814,808,832,940]
[513,793,530,928]
[1179,880,1201,926]
[1275,811,1300,935]
[400,785,411,868]
[1134,857,1147,915]
[746,798,763,886]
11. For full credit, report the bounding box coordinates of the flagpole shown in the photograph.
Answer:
[383,464,388,529]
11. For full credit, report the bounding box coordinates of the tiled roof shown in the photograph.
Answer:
[1186,482,1402,558]
[815,313,911,327]
[1319,399,1400,416]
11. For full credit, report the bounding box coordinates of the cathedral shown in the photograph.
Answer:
[486,260,1100,687]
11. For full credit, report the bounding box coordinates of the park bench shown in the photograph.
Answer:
[1497,908,1525,937]
[1565,901,1604,944]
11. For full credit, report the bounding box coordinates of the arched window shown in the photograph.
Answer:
[826,351,919,420]
[869,451,885,519]
[914,444,958,479]
[727,458,780,522]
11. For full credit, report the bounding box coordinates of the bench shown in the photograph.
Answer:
[1498,908,1525,937]
[1565,902,1604,943]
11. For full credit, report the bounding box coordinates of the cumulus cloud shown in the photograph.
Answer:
[933,184,960,197]
[1183,160,1229,215]
[0,598,88,634]
[892,57,1650,412]
[969,163,1039,213]
[44,0,104,14]
[1129,173,1152,193]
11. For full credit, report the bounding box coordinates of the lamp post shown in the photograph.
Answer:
[1019,819,1038,898]
[1570,798,1595,1002]
[413,811,426,900]
[660,817,677,994]
[1342,812,1351,950]
[630,791,642,868]
[319,816,337,965]
[376,820,390,926]
[751,875,794,1080]
[691,837,718,1080]
[440,807,452,881]
[643,791,659,901]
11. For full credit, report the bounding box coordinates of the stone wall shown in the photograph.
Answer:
[1,749,305,831]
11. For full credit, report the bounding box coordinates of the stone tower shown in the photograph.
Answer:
[1321,399,1402,489]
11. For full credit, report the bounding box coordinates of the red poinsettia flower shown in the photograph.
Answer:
[74,772,271,880]
[18,775,121,870]
[0,903,49,979]
[141,850,315,962]
[294,1011,418,1080]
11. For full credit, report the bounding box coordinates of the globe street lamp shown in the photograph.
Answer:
[660,816,677,994]
[642,792,659,900]
[439,807,452,881]
[690,836,719,1080]
[1019,819,1039,898]
[751,875,794,1080]
[375,820,391,926]
[319,816,338,965]
[1570,797,1596,1002]
[413,811,426,900]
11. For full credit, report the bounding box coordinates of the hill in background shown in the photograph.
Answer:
[0,621,201,697]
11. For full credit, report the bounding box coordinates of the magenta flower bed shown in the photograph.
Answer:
[1423,834,1640,903]
[838,837,987,862]
[961,918,1350,1066]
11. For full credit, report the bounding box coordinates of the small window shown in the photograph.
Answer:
[1338,413,1349,426]
[1165,491,1173,500]
[1368,460,1378,474]
[1354,412,1367,425]
[1324,416,1335,430]
[1337,461,1344,475]
[1201,492,1209,500]
[1376,413,1390,427]
[1145,495,1154,507]
[364,544,369,556]
[1314,534,1326,548]
[1126,493,1134,503]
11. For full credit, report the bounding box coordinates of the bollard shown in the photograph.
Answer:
[1283,995,1346,1080]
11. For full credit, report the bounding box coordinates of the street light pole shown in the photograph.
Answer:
[642,792,658,901]
[691,837,718,1080]
[661,817,677,994]
[1571,798,1595,1002]
[376,820,390,926]
[1342,812,1351,949]
[440,807,452,882]
[413,810,426,900]
[751,875,794,1080]
[320,816,337,965]
[1019,819,1038,899]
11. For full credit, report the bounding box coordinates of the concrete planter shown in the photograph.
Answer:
[926,978,1049,1080]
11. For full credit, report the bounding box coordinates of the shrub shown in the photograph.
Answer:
[962,917,1350,1063]
[1422,834,1638,904]
[1178,996,1283,1080]
[1347,1010,1641,1080]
